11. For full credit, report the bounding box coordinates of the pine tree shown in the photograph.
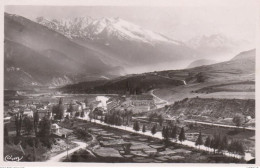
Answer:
[142,125,146,133]
[133,121,140,132]
[158,114,164,126]
[80,110,85,118]
[178,127,186,143]
[104,115,108,123]
[38,117,51,137]
[67,102,73,113]
[151,124,157,135]
[15,113,22,136]
[236,141,245,155]
[211,133,220,154]
[23,116,33,134]
[33,111,39,136]
[163,126,170,140]
[171,126,177,139]
[4,125,9,144]
[195,131,203,149]
[222,136,228,151]
[204,136,211,151]
[162,126,166,137]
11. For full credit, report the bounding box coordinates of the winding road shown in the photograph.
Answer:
[150,89,169,108]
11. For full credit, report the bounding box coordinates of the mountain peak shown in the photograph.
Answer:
[35,16,181,45]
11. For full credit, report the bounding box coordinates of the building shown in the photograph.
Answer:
[107,100,119,111]
[126,95,155,113]
[23,108,34,117]
[51,124,60,134]
[129,95,154,106]
[37,108,52,119]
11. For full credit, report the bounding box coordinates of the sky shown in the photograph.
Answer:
[5,0,258,42]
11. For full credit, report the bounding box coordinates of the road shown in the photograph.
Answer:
[184,119,255,131]
[46,141,87,162]
[150,89,169,108]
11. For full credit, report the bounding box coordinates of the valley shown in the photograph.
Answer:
[3,9,256,164]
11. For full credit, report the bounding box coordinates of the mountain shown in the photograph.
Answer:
[187,59,217,68]
[61,49,255,94]
[35,16,197,69]
[187,34,253,61]
[231,49,255,61]
[4,13,123,89]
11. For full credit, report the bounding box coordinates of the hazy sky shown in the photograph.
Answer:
[5,1,258,42]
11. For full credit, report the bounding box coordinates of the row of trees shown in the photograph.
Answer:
[204,134,245,155]
[102,108,133,126]
[132,121,245,156]
[132,121,187,143]
[13,112,51,138]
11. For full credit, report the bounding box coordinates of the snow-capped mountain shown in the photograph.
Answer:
[35,16,196,67]
[36,16,94,39]
[36,16,181,45]
[4,13,197,89]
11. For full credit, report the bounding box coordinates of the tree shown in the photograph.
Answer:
[15,113,23,136]
[38,117,51,137]
[204,136,211,151]
[67,102,74,113]
[53,98,65,120]
[75,112,80,117]
[228,140,245,156]
[158,114,164,126]
[104,114,108,123]
[33,111,39,136]
[80,110,85,118]
[4,125,9,144]
[178,127,186,143]
[236,141,245,155]
[171,126,177,139]
[126,109,133,126]
[163,126,170,140]
[142,125,146,134]
[162,126,166,137]
[233,114,244,127]
[23,116,33,134]
[89,112,94,122]
[195,131,203,149]
[151,124,157,135]
[220,136,228,151]
[133,121,140,132]
[211,134,221,154]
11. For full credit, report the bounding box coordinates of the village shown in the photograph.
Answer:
[3,90,255,163]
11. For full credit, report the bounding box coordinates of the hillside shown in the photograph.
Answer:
[61,49,255,96]
[187,59,217,68]
[4,13,121,89]
[169,97,255,118]
[61,73,184,94]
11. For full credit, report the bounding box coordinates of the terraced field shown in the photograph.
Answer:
[64,121,245,163]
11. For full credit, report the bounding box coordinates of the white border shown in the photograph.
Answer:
[0,0,259,167]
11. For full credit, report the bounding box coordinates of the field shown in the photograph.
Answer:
[62,120,246,163]
[153,81,255,104]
